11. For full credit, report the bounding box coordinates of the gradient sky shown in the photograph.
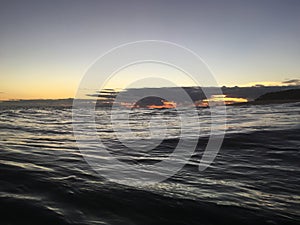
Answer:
[1,0,300,100]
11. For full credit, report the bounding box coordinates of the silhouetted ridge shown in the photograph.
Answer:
[255,89,300,102]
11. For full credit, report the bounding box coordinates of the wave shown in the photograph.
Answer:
[0,104,299,225]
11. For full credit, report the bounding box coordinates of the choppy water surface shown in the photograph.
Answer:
[0,102,299,225]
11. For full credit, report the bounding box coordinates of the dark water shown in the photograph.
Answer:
[0,102,299,225]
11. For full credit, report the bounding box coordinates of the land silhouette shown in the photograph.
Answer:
[1,85,299,108]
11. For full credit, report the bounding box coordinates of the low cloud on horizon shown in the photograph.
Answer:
[282,79,300,85]
[241,78,300,87]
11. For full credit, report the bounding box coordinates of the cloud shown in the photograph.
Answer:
[241,81,282,87]
[282,79,300,85]
[87,89,118,98]
[241,79,300,87]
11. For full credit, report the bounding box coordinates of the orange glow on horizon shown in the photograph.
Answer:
[117,100,177,109]
[114,96,248,109]
[195,95,248,107]
[147,100,177,109]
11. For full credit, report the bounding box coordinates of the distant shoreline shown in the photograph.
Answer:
[231,88,300,106]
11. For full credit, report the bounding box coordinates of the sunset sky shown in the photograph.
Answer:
[1,0,300,100]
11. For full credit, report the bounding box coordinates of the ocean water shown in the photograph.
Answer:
[0,102,299,225]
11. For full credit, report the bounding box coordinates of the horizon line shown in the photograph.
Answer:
[1,84,299,102]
